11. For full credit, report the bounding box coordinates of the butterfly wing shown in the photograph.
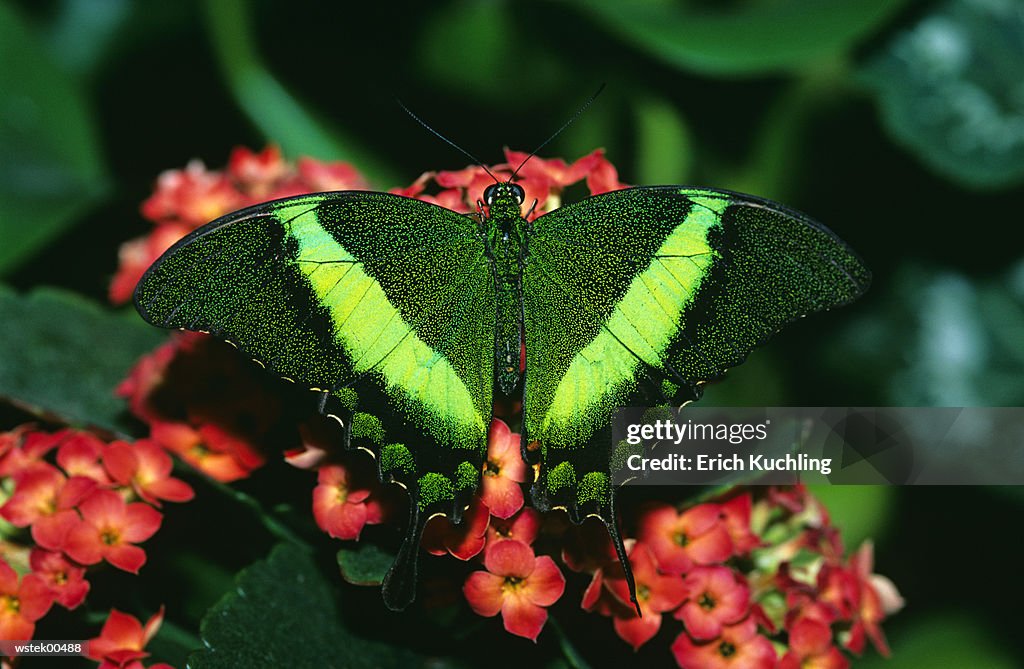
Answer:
[134,191,495,609]
[522,186,869,588]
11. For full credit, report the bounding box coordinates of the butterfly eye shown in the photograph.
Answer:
[510,184,525,204]
[483,184,499,206]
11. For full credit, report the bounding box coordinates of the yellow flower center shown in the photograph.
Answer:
[2,595,21,614]
[699,592,716,610]
[502,576,523,592]
[673,531,689,547]
[101,528,121,546]
[484,460,501,477]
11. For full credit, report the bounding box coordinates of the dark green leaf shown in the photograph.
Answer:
[0,285,165,433]
[860,0,1024,188]
[189,544,444,669]
[337,543,395,586]
[576,0,907,76]
[0,2,108,275]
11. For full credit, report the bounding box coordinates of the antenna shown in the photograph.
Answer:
[396,98,500,183]
[511,83,606,179]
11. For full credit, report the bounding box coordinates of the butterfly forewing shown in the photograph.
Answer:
[134,191,496,609]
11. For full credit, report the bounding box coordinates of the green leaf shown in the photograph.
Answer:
[202,0,398,186]
[337,543,395,587]
[189,544,441,669]
[0,2,108,275]
[835,261,1024,406]
[576,0,907,76]
[0,285,165,433]
[854,613,1017,669]
[860,0,1024,189]
[631,94,693,184]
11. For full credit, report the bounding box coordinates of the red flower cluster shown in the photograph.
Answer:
[0,426,191,645]
[109,147,366,305]
[391,147,627,221]
[117,333,273,483]
[557,487,901,668]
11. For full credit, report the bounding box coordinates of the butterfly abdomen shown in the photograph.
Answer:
[489,223,527,396]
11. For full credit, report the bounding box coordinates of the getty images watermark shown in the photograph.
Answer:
[611,407,1024,486]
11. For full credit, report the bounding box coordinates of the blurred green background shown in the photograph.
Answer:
[1,0,1023,667]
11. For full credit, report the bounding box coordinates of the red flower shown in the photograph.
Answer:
[422,497,489,560]
[29,548,89,610]
[151,421,261,483]
[104,440,194,506]
[463,539,565,641]
[118,333,270,481]
[637,502,733,575]
[63,489,162,573]
[227,145,290,196]
[778,618,850,669]
[602,543,688,650]
[820,542,900,657]
[141,160,242,227]
[390,148,628,222]
[671,616,776,669]
[0,426,61,479]
[719,493,760,556]
[0,559,53,640]
[115,338,178,424]
[0,465,96,550]
[312,461,385,541]
[480,419,528,519]
[86,607,164,668]
[675,566,751,641]
[56,431,111,485]
[486,507,541,547]
[295,156,367,192]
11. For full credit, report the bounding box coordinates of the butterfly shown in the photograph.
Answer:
[133,164,870,611]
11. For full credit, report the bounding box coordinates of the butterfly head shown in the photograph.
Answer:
[483,182,526,226]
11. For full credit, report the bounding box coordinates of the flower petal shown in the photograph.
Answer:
[501,593,548,642]
[483,540,536,578]
[463,572,505,617]
[523,556,565,607]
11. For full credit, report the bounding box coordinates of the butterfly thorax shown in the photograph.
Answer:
[482,182,529,396]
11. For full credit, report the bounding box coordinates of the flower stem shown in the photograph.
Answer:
[548,615,593,669]
[199,473,309,548]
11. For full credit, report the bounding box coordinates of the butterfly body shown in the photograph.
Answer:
[135,173,870,612]
[481,182,530,396]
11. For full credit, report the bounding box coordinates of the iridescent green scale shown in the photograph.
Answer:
[134,178,869,610]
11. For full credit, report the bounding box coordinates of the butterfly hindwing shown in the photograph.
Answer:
[134,191,495,609]
[523,186,870,515]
